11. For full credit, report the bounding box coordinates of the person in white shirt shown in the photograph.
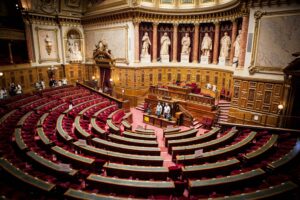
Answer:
[16,84,22,95]
[3,89,7,99]
[156,102,162,117]
[40,80,45,90]
[62,78,67,85]
[163,103,171,119]
[0,88,4,99]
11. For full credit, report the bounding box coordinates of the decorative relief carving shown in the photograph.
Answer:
[40,0,58,14]
[36,27,60,63]
[254,10,266,21]
[44,34,53,55]
[65,0,81,8]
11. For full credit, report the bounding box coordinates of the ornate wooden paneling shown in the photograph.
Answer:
[229,77,283,127]
[0,63,87,93]
[113,66,234,98]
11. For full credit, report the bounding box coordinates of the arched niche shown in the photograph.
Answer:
[65,29,83,63]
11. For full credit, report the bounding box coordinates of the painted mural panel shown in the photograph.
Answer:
[255,13,300,69]
[84,26,128,62]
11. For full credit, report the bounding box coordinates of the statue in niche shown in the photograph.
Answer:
[219,32,231,58]
[160,32,171,56]
[181,33,191,55]
[141,32,151,56]
[44,34,53,55]
[201,32,212,57]
[67,34,82,61]
[234,30,242,59]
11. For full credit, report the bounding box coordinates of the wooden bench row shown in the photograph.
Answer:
[73,141,163,166]
[171,129,238,159]
[176,131,257,165]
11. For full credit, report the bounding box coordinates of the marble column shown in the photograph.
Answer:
[24,21,34,63]
[238,14,249,68]
[212,22,220,64]
[172,23,178,63]
[229,19,238,65]
[133,21,140,63]
[192,23,200,63]
[152,22,158,63]
[8,42,13,64]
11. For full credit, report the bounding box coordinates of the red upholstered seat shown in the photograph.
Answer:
[112,110,125,124]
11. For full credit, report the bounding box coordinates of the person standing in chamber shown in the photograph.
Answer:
[156,102,163,117]
[163,103,171,120]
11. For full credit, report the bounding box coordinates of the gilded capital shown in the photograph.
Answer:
[231,18,238,24]
[133,19,140,26]
[152,21,159,26]
[213,21,220,26]
[254,10,266,20]
[194,23,200,27]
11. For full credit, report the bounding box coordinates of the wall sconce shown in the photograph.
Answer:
[109,78,114,87]
[278,104,284,114]
[92,76,96,80]
[47,65,57,79]
[0,72,3,77]
[122,88,125,95]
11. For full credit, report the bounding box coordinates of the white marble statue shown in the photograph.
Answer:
[141,32,151,56]
[160,32,171,56]
[201,33,212,57]
[181,33,191,54]
[234,30,242,59]
[219,32,231,58]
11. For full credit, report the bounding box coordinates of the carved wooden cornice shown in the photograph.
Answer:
[82,6,244,27]
[22,12,82,26]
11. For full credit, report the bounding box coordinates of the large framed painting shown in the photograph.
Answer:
[249,10,300,74]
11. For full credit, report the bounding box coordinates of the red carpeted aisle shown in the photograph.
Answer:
[130,108,208,168]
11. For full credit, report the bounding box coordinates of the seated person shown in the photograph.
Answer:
[212,85,217,92]
[180,81,186,88]
[206,83,212,90]
[146,103,152,114]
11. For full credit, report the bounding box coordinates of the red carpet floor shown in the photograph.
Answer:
[130,108,208,168]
